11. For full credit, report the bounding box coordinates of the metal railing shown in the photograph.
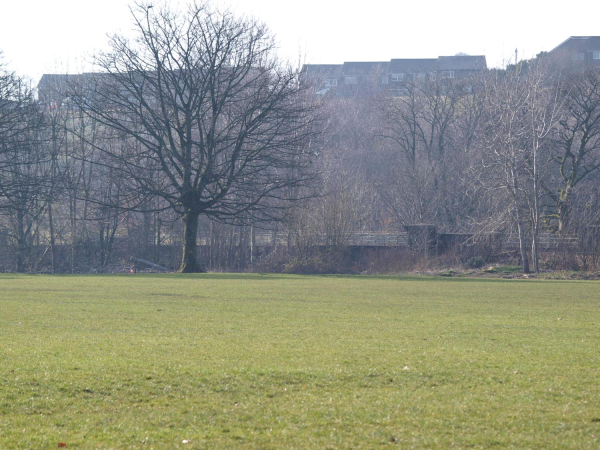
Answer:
[252,231,409,247]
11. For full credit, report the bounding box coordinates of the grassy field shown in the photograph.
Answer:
[0,274,599,448]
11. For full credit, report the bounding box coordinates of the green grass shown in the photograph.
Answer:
[1,274,599,448]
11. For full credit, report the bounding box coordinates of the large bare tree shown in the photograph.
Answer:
[74,2,320,272]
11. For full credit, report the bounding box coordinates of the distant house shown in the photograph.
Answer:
[300,64,344,96]
[37,74,82,103]
[37,73,114,108]
[437,55,486,77]
[301,55,487,96]
[549,36,600,70]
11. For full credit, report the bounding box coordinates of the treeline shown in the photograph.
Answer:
[302,62,600,273]
[1,3,321,274]
[1,11,600,274]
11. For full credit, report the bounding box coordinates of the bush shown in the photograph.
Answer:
[466,257,485,269]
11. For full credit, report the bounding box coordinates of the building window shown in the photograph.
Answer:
[392,88,409,97]
[594,51,600,60]
[441,71,455,79]
[344,76,358,84]
[391,73,405,82]
[325,78,338,87]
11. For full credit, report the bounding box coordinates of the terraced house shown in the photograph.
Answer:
[548,36,600,70]
[301,54,487,96]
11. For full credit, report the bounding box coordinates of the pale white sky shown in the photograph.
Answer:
[0,0,597,85]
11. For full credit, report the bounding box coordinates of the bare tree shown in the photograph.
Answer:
[0,58,56,272]
[479,65,560,273]
[551,70,600,232]
[74,2,320,272]
[375,76,478,230]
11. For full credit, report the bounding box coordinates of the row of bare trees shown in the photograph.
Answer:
[1,2,322,273]
[2,4,600,274]
[296,60,600,273]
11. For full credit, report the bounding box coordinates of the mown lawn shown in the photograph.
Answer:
[0,274,599,448]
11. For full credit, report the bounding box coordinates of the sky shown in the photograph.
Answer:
[1,0,598,85]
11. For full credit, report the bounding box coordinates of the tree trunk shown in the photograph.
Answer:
[99,222,106,267]
[516,212,530,274]
[227,226,235,270]
[178,210,202,273]
[155,213,161,264]
[531,198,540,273]
[509,156,530,274]
[531,138,540,273]
[48,203,56,273]
[531,231,539,273]
[250,224,255,264]
[557,198,570,234]
[208,221,214,271]
[70,196,77,273]
[16,211,26,273]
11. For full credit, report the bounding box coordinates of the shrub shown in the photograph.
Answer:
[466,257,485,269]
